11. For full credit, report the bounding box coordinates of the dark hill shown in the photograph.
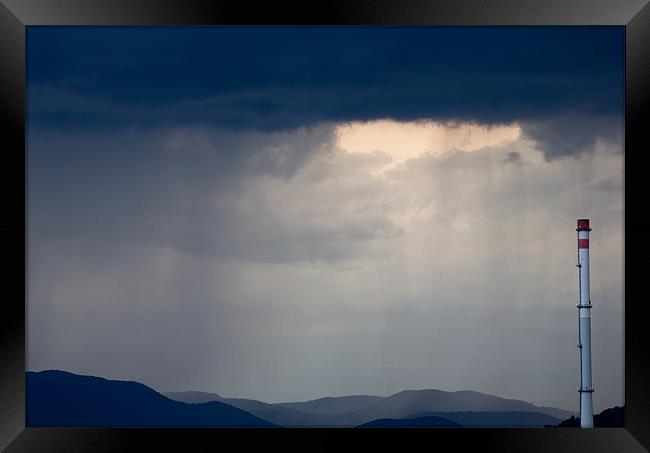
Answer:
[596,406,625,427]
[407,410,560,427]
[26,370,276,427]
[358,415,462,428]
[552,405,624,427]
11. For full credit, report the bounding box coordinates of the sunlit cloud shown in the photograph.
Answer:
[334,119,522,174]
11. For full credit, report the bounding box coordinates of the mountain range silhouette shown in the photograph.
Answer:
[28,370,613,428]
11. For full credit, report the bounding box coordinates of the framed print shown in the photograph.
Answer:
[1,0,648,451]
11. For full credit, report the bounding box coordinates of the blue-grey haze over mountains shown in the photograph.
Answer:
[27,27,623,413]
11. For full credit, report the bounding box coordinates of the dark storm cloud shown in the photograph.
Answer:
[520,112,623,160]
[28,27,623,158]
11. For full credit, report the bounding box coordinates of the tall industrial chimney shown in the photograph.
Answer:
[576,218,594,428]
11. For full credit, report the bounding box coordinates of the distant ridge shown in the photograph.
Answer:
[165,392,383,417]
[27,370,275,427]
[165,391,332,427]
[167,386,573,427]
[331,389,573,426]
[276,395,383,415]
[165,390,223,404]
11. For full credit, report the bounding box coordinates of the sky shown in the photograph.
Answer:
[27,27,624,412]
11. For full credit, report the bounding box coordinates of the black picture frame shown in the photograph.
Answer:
[1,0,648,451]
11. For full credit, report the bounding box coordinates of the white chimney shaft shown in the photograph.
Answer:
[577,218,594,428]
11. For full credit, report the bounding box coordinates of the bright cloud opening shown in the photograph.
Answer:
[335,119,522,174]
